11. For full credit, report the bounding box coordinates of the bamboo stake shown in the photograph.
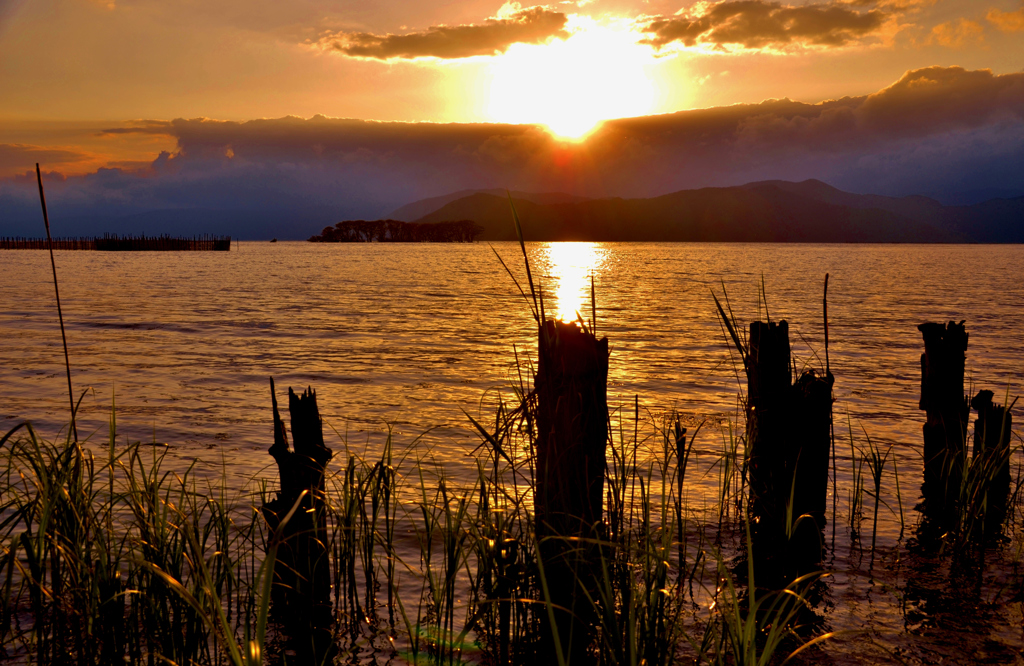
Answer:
[590,274,597,336]
[825,273,836,548]
[36,164,77,441]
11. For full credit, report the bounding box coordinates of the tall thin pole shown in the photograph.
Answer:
[823,273,830,374]
[36,164,77,441]
[824,273,835,549]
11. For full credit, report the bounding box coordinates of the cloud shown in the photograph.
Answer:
[641,0,888,50]
[0,143,94,172]
[1,66,1021,237]
[927,18,985,48]
[317,5,569,60]
[858,66,1023,134]
[987,4,1024,32]
[724,66,1023,158]
[98,120,179,137]
[0,0,27,36]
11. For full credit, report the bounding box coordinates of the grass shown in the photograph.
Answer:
[950,396,1019,552]
[0,417,268,666]
[861,430,892,559]
[3,384,1020,664]
[847,423,866,540]
[2,380,844,665]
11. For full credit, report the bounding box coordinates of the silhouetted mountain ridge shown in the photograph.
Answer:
[410,180,1024,242]
[388,189,589,222]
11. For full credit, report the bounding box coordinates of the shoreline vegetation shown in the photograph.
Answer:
[2,222,1022,665]
[308,220,483,243]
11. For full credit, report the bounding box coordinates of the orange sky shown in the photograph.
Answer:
[2,0,1024,177]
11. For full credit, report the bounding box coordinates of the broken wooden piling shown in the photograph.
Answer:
[534,318,609,661]
[971,389,1014,535]
[745,320,834,571]
[260,378,334,661]
[918,321,969,514]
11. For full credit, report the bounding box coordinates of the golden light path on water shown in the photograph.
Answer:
[541,242,606,322]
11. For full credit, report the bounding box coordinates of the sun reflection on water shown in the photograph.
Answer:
[541,242,606,323]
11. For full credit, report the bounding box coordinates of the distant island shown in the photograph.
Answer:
[396,179,1024,243]
[308,219,483,243]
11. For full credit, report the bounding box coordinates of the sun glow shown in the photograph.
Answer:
[487,20,656,139]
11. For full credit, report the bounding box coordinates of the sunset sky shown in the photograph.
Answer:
[2,0,1023,236]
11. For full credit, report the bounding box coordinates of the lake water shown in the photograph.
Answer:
[3,242,1024,662]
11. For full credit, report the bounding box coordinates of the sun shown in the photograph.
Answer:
[487,19,656,140]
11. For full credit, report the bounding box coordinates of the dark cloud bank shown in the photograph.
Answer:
[2,66,1022,239]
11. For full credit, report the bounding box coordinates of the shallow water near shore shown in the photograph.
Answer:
[3,241,1024,663]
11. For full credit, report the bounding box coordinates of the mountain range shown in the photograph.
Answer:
[403,180,1024,243]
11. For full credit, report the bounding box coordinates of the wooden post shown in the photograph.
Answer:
[746,320,834,573]
[791,367,835,531]
[746,320,792,535]
[534,319,609,661]
[260,379,335,661]
[918,321,969,515]
[971,389,1014,535]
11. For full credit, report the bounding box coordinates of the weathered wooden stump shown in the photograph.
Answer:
[534,319,609,661]
[971,389,1014,535]
[746,320,834,572]
[791,367,835,528]
[918,321,969,515]
[746,321,792,533]
[260,379,334,661]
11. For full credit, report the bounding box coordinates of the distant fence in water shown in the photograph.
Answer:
[1,234,231,251]
[309,219,483,243]
[0,237,95,250]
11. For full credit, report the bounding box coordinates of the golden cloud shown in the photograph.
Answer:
[927,18,986,48]
[317,6,569,60]
[0,143,94,176]
[987,4,1024,32]
[641,0,888,50]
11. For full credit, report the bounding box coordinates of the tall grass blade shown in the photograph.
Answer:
[507,193,540,323]
[35,163,77,442]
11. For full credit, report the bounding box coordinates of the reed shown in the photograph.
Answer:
[35,164,77,442]
[847,420,865,540]
[949,394,1018,552]
[0,379,852,666]
[861,431,892,558]
[892,451,905,536]
[707,519,831,666]
[0,417,268,665]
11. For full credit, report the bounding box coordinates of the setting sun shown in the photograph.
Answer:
[487,19,656,139]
